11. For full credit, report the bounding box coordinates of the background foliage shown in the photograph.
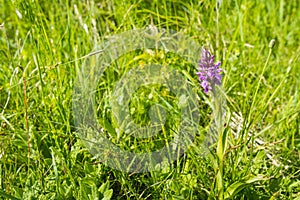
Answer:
[0,0,299,199]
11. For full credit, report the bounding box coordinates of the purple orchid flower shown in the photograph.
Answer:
[196,48,222,93]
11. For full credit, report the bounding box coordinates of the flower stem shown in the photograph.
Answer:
[213,86,226,200]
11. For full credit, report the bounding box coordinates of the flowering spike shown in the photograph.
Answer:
[196,48,222,93]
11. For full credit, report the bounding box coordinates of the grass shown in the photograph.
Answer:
[0,0,299,199]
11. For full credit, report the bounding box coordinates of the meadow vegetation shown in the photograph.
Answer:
[0,0,299,199]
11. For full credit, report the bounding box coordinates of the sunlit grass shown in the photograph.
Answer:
[0,0,299,199]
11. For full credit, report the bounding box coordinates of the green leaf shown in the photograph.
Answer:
[172,195,185,200]
[101,118,117,138]
[288,180,300,190]
[102,189,113,200]
[293,195,300,200]
[224,175,266,199]
[0,190,20,200]
[99,181,110,194]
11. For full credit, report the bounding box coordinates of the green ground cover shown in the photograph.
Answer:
[0,0,299,199]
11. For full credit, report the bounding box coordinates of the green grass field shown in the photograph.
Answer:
[0,0,299,199]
